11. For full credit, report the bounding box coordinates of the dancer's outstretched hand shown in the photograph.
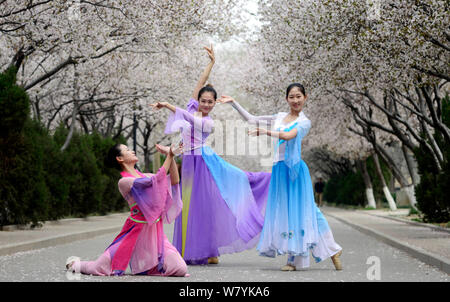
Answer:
[171,142,184,156]
[204,44,215,63]
[217,95,235,104]
[248,128,267,137]
[155,143,183,156]
[155,144,170,155]
[150,102,167,110]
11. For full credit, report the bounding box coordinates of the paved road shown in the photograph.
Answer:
[0,214,447,282]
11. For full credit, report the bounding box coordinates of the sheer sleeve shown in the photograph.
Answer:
[118,177,135,201]
[143,173,182,224]
[132,169,183,223]
[164,106,213,135]
[186,98,199,113]
[162,178,182,224]
[296,118,311,139]
[284,117,311,180]
[230,100,276,126]
[127,167,168,224]
[118,167,181,225]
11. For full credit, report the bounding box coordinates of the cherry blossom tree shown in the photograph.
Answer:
[237,0,448,209]
[0,0,243,163]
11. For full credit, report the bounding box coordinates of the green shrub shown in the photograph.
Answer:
[323,170,366,207]
[90,131,127,214]
[0,67,49,226]
[53,126,104,217]
[414,95,450,223]
[0,66,128,226]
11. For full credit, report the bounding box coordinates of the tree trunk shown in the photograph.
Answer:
[152,152,161,173]
[403,185,418,211]
[376,143,418,210]
[60,100,78,152]
[401,143,419,186]
[372,140,418,210]
[373,153,397,210]
[144,149,151,173]
[400,144,419,210]
[358,159,377,208]
[60,68,80,152]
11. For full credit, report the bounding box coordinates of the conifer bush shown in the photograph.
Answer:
[0,67,127,226]
[414,96,450,223]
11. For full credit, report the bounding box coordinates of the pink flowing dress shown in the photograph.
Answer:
[71,167,187,276]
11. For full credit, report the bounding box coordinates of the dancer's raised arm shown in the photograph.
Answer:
[150,101,211,125]
[192,45,215,101]
[218,95,276,126]
[155,143,182,185]
[150,101,176,113]
[248,126,299,141]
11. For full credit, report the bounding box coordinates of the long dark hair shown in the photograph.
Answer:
[105,143,122,171]
[198,84,217,101]
[286,83,306,98]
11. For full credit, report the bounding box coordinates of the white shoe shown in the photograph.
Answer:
[65,256,80,272]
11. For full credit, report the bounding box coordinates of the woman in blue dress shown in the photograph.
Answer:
[218,83,343,271]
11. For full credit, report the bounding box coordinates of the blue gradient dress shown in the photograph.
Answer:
[256,112,342,268]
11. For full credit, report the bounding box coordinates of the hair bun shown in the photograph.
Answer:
[205,83,214,88]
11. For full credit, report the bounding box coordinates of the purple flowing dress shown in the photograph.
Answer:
[165,98,271,265]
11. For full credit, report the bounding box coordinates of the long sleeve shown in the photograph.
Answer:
[186,98,199,113]
[164,105,213,135]
[143,173,182,224]
[123,167,169,224]
[295,116,311,139]
[163,179,182,224]
[284,116,311,180]
[230,100,276,126]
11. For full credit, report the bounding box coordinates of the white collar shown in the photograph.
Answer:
[278,111,307,125]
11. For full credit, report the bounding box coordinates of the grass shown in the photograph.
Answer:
[408,207,420,215]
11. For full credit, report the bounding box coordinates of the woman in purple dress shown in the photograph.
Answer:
[150,45,271,265]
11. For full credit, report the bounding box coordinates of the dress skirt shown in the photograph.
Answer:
[173,147,271,265]
[257,160,342,268]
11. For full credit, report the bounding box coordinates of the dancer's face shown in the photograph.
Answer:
[198,91,216,116]
[116,145,138,166]
[286,86,307,113]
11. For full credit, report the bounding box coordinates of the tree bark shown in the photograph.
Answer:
[152,152,161,174]
[24,57,77,91]
[401,143,419,186]
[60,100,78,152]
[60,69,79,152]
[373,153,397,210]
[358,159,377,208]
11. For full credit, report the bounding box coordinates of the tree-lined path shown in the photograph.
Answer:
[1,0,449,284]
[0,209,448,282]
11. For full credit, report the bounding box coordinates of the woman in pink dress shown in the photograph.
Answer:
[65,143,188,277]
